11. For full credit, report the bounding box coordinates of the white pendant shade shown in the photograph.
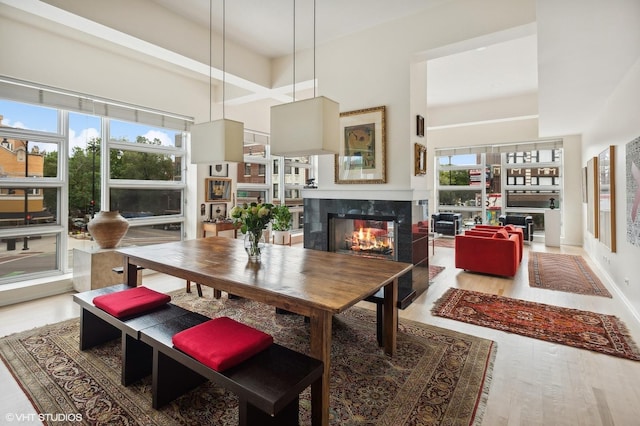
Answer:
[190,118,244,163]
[270,96,340,156]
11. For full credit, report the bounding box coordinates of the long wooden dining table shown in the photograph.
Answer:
[118,237,413,426]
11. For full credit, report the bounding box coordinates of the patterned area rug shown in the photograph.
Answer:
[430,264,445,280]
[433,288,640,361]
[528,252,612,297]
[0,292,496,425]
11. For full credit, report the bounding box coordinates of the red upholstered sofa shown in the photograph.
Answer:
[455,228,521,277]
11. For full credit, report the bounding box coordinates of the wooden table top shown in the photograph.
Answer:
[118,237,413,315]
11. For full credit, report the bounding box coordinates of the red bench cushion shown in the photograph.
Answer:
[93,286,171,318]
[172,317,274,372]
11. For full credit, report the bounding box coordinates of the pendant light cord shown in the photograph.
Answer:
[313,0,316,98]
[208,0,212,122]
[292,0,296,102]
[222,0,226,118]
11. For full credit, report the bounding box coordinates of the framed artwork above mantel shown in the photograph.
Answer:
[335,106,386,184]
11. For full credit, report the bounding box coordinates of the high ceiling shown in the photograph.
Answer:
[151,0,450,59]
[5,0,637,137]
[151,0,538,110]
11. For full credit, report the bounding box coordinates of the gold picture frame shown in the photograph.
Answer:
[205,178,231,202]
[414,143,426,175]
[598,145,616,252]
[335,106,386,184]
[587,157,599,238]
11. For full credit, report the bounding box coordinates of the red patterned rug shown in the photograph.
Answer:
[433,288,640,361]
[528,252,612,297]
[430,264,445,280]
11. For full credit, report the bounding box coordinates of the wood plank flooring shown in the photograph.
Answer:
[1,241,639,425]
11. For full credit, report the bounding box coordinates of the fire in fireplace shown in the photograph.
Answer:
[348,226,393,255]
[329,214,397,261]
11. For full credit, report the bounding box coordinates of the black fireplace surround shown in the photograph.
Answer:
[303,198,427,308]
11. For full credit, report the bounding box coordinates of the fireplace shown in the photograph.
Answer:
[303,198,429,308]
[329,214,397,261]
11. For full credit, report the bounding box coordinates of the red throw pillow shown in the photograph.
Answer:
[504,225,515,232]
[93,286,171,318]
[172,317,273,372]
[492,229,509,239]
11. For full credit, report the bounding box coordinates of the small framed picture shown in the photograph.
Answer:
[414,143,427,175]
[416,115,425,137]
[210,203,227,221]
[209,163,228,177]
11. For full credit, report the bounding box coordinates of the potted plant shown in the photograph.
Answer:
[271,205,292,245]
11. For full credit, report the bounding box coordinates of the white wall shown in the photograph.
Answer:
[312,0,536,199]
[582,57,640,322]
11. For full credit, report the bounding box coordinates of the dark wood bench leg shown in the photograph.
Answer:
[375,303,383,347]
[122,333,153,386]
[79,308,120,350]
[240,395,300,426]
[152,349,207,409]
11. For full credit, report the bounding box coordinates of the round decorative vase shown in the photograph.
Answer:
[244,231,265,262]
[87,211,130,249]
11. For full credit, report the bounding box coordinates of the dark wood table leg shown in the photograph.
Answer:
[309,309,331,426]
[382,279,398,356]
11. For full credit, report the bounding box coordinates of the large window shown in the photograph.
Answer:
[435,141,563,235]
[233,132,313,234]
[0,78,191,284]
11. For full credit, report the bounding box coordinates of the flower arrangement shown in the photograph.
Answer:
[230,202,273,261]
[230,202,274,235]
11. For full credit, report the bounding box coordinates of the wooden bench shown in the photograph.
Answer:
[140,312,324,425]
[112,266,210,298]
[72,284,193,386]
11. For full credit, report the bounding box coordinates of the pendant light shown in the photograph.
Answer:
[191,0,244,164]
[270,0,340,157]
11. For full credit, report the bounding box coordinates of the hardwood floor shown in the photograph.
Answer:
[1,241,640,425]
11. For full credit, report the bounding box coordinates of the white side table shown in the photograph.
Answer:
[544,209,561,247]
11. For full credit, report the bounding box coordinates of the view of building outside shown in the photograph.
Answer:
[436,147,562,233]
[235,133,312,233]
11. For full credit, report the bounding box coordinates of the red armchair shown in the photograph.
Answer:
[455,229,521,277]
[466,225,523,262]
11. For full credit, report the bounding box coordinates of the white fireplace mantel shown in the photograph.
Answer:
[302,189,430,202]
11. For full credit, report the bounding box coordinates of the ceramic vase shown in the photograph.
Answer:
[87,210,130,249]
